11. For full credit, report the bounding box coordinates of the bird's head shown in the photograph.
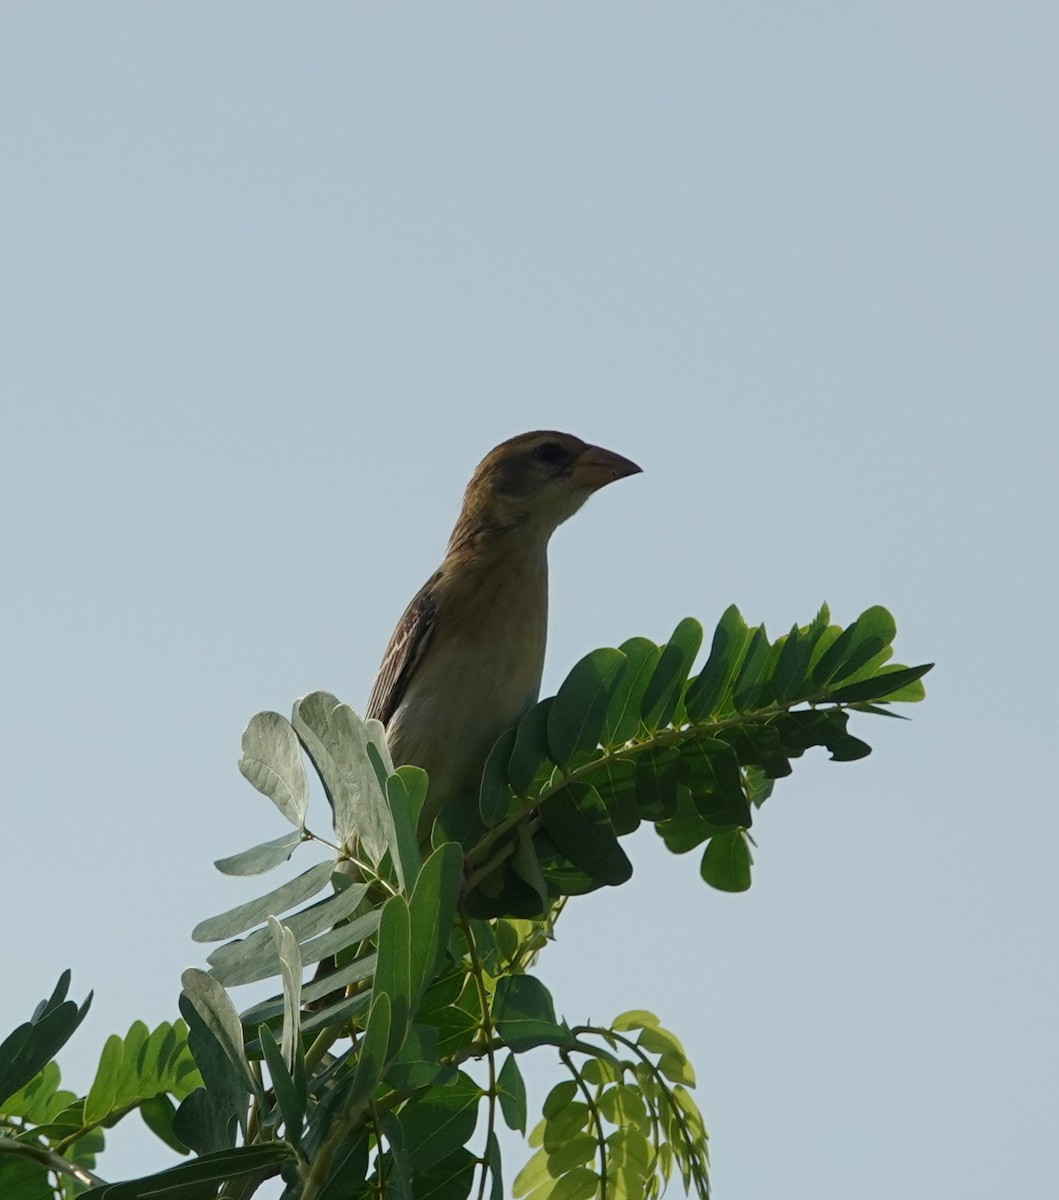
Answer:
[450,430,641,549]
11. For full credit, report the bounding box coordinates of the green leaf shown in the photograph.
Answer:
[386,770,423,892]
[206,885,374,986]
[603,637,660,746]
[298,991,371,1039]
[542,1101,592,1148]
[242,953,375,1024]
[852,701,910,719]
[588,757,640,835]
[534,833,601,900]
[509,698,554,795]
[377,1112,414,1199]
[548,647,627,767]
[0,1157,51,1200]
[465,856,548,920]
[770,623,806,703]
[541,1166,600,1200]
[178,969,255,1103]
[347,991,391,1113]
[374,896,412,1059]
[772,709,872,762]
[82,1142,293,1199]
[257,1024,304,1146]
[636,1024,686,1059]
[396,1070,482,1172]
[84,1033,123,1125]
[486,1132,504,1200]
[192,860,334,942]
[870,668,928,703]
[512,1144,550,1197]
[731,625,771,712]
[838,606,898,681]
[171,1086,236,1156]
[412,1147,478,1200]
[605,1164,652,1200]
[110,1021,149,1106]
[480,727,519,826]
[408,842,463,1004]
[399,763,429,830]
[606,1125,653,1176]
[633,747,683,821]
[0,1062,72,1125]
[813,606,896,688]
[238,711,309,827]
[684,605,750,721]
[309,697,394,863]
[597,1084,648,1130]
[539,782,632,888]
[493,976,572,1051]
[641,617,703,728]
[783,603,832,697]
[807,623,842,678]
[700,830,753,892]
[266,917,302,1069]
[365,725,397,783]
[657,1052,696,1086]
[292,691,384,853]
[431,785,488,854]
[547,1132,599,1174]
[315,1129,370,1200]
[513,822,551,911]
[716,725,792,778]
[826,662,933,703]
[680,738,752,828]
[542,1079,578,1119]
[418,975,482,1058]
[213,829,307,877]
[778,705,864,763]
[612,1009,660,1031]
[0,973,91,1109]
[139,1093,188,1155]
[498,1053,528,1134]
[745,765,776,807]
[383,1024,447,1092]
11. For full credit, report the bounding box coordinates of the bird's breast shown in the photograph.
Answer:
[384,546,549,810]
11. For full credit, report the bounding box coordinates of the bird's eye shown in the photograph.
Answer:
[533,441,567,466]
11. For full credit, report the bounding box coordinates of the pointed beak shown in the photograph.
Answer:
[571,443,643,491]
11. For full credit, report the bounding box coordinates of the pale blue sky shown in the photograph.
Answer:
[2,4,1055,1197]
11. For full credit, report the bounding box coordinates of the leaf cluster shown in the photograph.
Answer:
[0,605,930,1200]
[0,978,200,1200]
[464,603,929,904]
[514,1011,708,1200]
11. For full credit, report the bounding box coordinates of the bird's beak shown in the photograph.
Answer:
[571,444,643,490]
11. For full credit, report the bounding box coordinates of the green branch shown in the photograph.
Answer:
[0,1135,106,1190]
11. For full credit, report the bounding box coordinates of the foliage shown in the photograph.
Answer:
[0,977,200,1200]
[0,604,930,1199]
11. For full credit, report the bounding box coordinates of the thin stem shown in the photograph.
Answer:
[303,827,344,854]
[460,916,499,1200]
[303,1024,349,1077]
[0,1136,106,1189]
[560,1052,608,1200]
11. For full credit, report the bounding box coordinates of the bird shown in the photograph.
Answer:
[365,430,641,840]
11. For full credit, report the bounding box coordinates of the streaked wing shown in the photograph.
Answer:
[365,572,440,725]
